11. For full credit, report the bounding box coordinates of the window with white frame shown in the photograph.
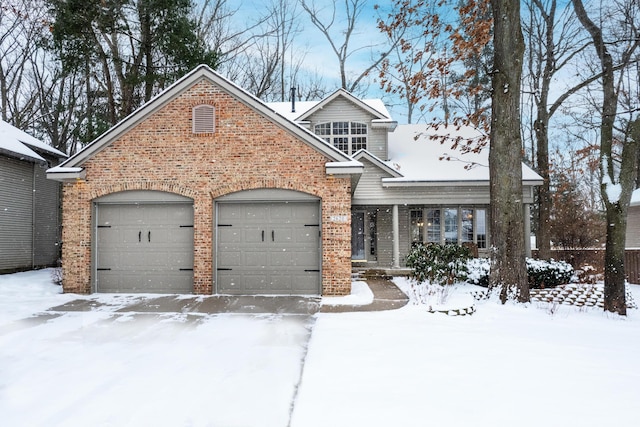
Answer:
[410,207,488,249]
[314,121,367,155]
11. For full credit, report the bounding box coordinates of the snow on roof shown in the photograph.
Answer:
[0,119,66,162]
[385,124,542,184]
[267,98,392,122]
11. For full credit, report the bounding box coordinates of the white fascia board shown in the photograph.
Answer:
[352,149,403,178]
[382,178,544,187]
[46,166,86,182]
[382,178,489,187]
[371,119,398,130]
[325,160,364,176]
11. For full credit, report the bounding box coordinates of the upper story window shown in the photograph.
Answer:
[314,121,367,155]
[192,104,215,134]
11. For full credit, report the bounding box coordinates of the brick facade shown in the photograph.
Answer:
[60,78,353,295]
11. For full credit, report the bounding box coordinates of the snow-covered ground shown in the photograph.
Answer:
[1,269,639,426]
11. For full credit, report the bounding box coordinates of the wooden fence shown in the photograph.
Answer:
[532,249,640,284]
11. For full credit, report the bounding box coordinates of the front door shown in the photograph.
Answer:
[351,211,366,260]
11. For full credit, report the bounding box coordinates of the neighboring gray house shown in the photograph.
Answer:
[0,120,67,273]
[269,89,543,270]
[627,189,640,249]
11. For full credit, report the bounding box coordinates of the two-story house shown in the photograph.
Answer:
[47,65,541,296]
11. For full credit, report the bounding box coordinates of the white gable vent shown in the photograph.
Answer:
[192,104,215,134]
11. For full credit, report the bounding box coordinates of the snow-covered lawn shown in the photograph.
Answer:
[1,269,639,426]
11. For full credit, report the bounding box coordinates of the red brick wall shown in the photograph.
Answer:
[60,79,352,295]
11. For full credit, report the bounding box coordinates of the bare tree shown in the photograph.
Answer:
[521,0,590,259]
[0,0,47,127]
[300,0,396,94]
[571,0,640,315]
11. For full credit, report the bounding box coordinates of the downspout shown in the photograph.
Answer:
[32,163,36,268]
[524,203,532,257]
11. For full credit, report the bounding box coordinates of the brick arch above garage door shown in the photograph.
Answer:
[89,182,197,201]
[210,178,321,200]
[214,189,321,295]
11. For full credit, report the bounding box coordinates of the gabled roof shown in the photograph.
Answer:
[0,119,67,164]
[352,149,403,178]
[267,89,397,129]
[48,65,360,179]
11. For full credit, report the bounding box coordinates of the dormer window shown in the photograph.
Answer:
[314,121,367,155]
[192,104,215,134]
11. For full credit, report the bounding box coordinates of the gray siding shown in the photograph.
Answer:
[627,205,640,248]
[354,179,536,206]
[0,156,33,270]
[306,97,388,158]
[33,159,61,266]
[376,207,393,267]
[369,205,411,267]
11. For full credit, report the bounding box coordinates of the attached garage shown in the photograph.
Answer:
[94,191,194,293]
[215,190,321,295]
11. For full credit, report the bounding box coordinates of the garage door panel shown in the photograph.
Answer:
[217,271,241,292]
[218,251,241,266]
[268,274,292,292]
[270,251,292,267]
[244,205,269,221]
[292,251,318,267]
[272,228,292,243]
[243,274,272,291]
[97,228,121,245]
[244,250,268,267]
[293,272,320,291]
[218,227,241,244]
[244,227,266,244]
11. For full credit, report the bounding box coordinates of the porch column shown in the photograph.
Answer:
[392,204,400,268]
[524,203,532,257]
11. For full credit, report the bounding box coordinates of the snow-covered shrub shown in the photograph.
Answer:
[405,243,472,285]
[466,257,490,287]
[527,258,574,288]
[465,257,574,288]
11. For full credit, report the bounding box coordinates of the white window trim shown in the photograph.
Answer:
[314,121,368,155]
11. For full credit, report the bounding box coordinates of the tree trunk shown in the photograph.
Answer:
[535,114,552,259]
[604,205,628,315]
[572,0,639,315]
[489,0,529,303]
[604,118,640,315]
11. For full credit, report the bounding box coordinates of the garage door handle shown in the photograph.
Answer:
[138,231,141,242]
[272,230,275,242]
[148,231,151,242]
[262,230,265,242]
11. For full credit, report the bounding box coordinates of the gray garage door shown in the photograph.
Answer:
[95,202,194,293]
[216,202,320,295]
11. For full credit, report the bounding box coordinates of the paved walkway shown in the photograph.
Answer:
[320,278,409,313]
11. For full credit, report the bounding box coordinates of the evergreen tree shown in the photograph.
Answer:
[46,0,218,143]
